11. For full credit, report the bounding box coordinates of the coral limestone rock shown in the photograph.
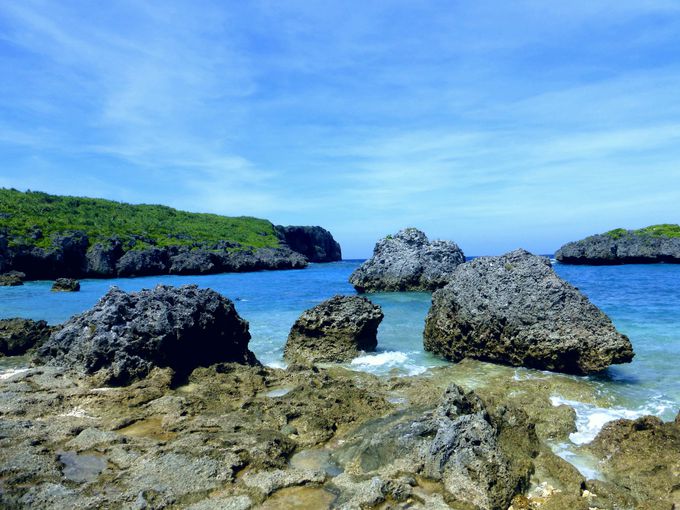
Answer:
[349,228,465,292]
[424,249,634,374]
[284,295,383,364]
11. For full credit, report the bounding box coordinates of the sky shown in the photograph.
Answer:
[1,1,680,258]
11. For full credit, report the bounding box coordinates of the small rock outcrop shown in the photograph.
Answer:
[556,225,680,264]
[424,249,634,374]
[333,385,536,510]
[0,271,25,286]
[349,228,465,292]
[51,278,80,292]
[276,225,342,262]
[0,318,54,356]
[38,285,257,385]
[284,295,383,364]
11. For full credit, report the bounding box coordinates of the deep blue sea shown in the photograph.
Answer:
[1,259,679,468]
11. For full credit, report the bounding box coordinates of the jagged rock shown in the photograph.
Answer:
[254,247,308,270]
[556,226,680,264]
[276,225,342,262]
[51,278,80,292]
[116,247,169,277]
[284,295,383,364]
[169,249,217,275]
[349,228,465,292]
[85,239,123,276]
[37,285,257,385]
[333,385,535,510]
[424,249,634,374]
[0,318,54,356]
[585,413,680,509]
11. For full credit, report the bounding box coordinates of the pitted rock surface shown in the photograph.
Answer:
[424,249,634,374]
[38,284,257,385]
[284,295,383,364]
[349,228,465,292]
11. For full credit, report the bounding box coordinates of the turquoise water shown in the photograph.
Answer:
[1,260,679,431]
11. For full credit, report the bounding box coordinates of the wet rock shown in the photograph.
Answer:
[424,249,634,374]
[242,468,326,496]
[186,494,253,510]
[334,385,535,510]
[58,450,107,482]
[276,225,342,262]
[349,228,465,292]
[0,318,54,356]
[38,284,258,385]
[284,295,383,364]
[586,413,680,509]
[51,278,80,292]
[116,247,169,277]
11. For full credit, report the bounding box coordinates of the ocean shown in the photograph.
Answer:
[1,259,679,476]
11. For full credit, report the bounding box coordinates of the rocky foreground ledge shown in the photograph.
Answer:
[556,224,680,264]
[0,284,675,509]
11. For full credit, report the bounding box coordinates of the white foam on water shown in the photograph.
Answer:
[352,351,408,366]
[550,395,673,445]
[0,368,29,380]
[549,394,675,479]
[350,351,427,376]
[265,360,287,369]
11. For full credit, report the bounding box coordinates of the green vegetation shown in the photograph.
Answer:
[0,189,280,250]
[605,224,680,240]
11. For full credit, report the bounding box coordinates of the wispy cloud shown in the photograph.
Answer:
[1,1,679,256]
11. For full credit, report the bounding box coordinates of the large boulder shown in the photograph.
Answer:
[276,225,342,262]
[333,385,536,510]
[556,225,680,264]
[37,285,257,385]
[349,228,465,292]
[0,318,54,356]
[424,249,634,374]
[284,295,383,364]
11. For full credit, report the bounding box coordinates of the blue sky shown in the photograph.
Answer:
[1,1,680,258]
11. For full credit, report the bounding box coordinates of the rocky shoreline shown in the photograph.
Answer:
[1,279,675,509]
[1,356,676,509]
[0,225,341,281]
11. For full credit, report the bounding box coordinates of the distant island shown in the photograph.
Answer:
[556,224,680,265]
[0,189,341,280]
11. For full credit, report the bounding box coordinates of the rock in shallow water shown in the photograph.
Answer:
[349,228,465,292]
[37,284,258,385]
[284,295,383,364]
[423,249,634,374]
[51,278,80,292]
